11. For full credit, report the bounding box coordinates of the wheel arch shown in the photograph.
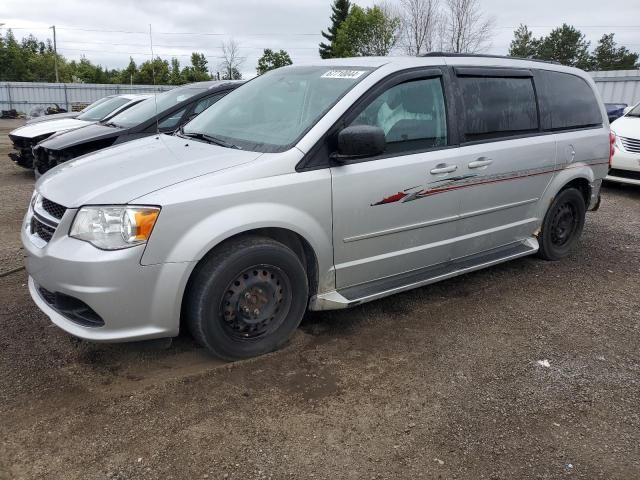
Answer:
[179,226,321,330]
[538,166,596,221]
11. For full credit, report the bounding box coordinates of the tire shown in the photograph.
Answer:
[184,236,309,361]
[537,187,586,261]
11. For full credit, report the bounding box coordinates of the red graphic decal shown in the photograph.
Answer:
[372,191,407,205]
[371,161,609,207]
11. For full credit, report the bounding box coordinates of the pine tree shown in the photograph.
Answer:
[591,33,639,71]
[536,24,592,69]
[508,24,539,59]
[319,0,351,59]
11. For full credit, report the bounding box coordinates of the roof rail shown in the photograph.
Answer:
[420,52,560,65]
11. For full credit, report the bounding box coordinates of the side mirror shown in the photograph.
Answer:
[333,125,385,162]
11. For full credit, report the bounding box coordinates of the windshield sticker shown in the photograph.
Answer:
[321,70,366,79]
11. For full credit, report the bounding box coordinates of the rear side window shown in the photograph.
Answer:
[535,71,602,131]
[459,76,539,141]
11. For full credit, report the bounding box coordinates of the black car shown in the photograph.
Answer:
[34,80,243,176]
[605,103,628,123]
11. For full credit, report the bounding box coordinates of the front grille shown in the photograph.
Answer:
[36,148,58,174]
[37,287,105,327]
[28,196,66,245]
[42,198,66,220]
[620,136,640,154]
[30,216,55,242]
[8,134,35,168]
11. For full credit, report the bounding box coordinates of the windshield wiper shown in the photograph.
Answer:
[178,130,240,149]
[101,121,120,128]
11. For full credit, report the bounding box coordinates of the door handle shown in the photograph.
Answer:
[468,157,493,169]
[430,164,458,175]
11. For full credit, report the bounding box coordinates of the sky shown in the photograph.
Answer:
[1,0,639,78]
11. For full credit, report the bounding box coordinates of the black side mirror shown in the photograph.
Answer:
[332,125,385,162]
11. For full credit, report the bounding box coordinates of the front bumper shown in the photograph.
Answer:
[22,208,195,342]
[606,147,640,186]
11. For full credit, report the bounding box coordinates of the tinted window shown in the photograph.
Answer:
[110,86,207,128]
[536,71,602,130]
[349,77,447,153]
[459,76,538,141]
[76,96,130,121]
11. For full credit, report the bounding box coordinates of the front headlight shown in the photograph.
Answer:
[29,191,38,211]
[613,132,624,151]
[70,205,160,250]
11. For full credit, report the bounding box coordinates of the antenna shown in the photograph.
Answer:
[149,24,160,137]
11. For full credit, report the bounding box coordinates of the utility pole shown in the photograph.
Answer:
[49,25,59,83]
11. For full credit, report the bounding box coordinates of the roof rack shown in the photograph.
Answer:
[420,52,560,65]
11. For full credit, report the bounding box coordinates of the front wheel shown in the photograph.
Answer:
[184,237,309,360]
[537,187,586,261]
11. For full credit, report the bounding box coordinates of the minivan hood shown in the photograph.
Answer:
[11,118,92,140]
[37,134,263,206]
[611,116,640,139]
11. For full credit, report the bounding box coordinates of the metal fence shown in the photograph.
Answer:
[590,70,640,106]
[0,82,174,114]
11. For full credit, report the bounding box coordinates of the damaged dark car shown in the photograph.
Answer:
[33,80,243,176]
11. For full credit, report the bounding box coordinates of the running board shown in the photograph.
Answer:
[309,238,538,310]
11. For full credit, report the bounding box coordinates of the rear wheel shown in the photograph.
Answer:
[537,188,586,261]
[185,236,308,360]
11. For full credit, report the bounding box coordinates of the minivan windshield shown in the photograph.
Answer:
[76,96,131,121]
[182,66,373,153]
[108,86,207,128]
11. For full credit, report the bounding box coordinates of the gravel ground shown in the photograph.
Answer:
[0,119,639,480]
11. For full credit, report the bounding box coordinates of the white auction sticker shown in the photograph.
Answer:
[321,70,366,79]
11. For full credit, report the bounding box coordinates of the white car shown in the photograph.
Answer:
[609,102,640,185]
[8,94,150,169]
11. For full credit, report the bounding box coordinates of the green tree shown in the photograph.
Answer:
[119,57,139,84]
[181,52,211,82]
[136,57,170,85]
[319,0,351,58]
[508,24,539,58]
[169,57,184,85]
[256,49,292,75]
[0,30,30,81]
[332,5,400,57]
[69,56,103,83]
[536,24,591,69]
[591,33,639,70]
[191,53,208,75]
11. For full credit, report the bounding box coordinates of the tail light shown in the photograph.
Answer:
[609,131,615,168]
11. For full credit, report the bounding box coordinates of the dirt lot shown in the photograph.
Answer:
[0,118,639,480]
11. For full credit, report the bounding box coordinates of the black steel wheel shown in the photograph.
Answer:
[185,236,308,360]
[221,265,292,341]
[538,187,586,261]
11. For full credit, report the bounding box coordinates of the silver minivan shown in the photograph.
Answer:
[23,55,611,360]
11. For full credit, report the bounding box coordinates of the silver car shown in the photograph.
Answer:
[22,55,610,360]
